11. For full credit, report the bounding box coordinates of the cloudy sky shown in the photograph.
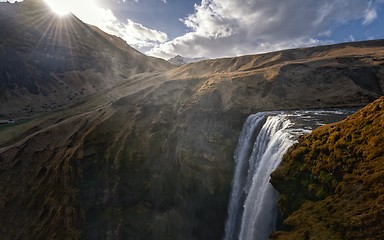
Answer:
[4,0,384,60]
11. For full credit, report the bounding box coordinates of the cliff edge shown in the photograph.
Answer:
[271,97,384,239]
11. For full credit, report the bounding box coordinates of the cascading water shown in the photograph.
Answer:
[224,110,354,240]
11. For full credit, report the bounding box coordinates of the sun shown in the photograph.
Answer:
[44,0,76,16]
[43,0,110,27]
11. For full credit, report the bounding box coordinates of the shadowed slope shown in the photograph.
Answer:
[0,0,172,118]
[0,9,384,238]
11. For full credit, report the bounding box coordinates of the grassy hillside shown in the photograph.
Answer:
[271,96,384,239]
[1,3,384,237]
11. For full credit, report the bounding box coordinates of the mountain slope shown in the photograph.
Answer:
[271,96,384,239]
[0,0,172,118]
[1,5,384,238]
[168,40,384,115]
[168,55,208,66]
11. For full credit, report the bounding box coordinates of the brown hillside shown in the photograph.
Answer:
[1,37,384,239]
[0,0,172,118]
[0,2,384,238]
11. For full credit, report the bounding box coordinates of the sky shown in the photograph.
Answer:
[3,0,384,60]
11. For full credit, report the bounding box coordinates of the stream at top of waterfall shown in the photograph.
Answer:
[224,109,355,240]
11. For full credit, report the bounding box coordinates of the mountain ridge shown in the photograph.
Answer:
[0,1,384,239]
[0,0,172,118]
[168,55,208,66]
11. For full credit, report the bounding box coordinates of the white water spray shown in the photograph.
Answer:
[224,110,353,240]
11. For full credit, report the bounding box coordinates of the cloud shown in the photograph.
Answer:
[107,19,168,48]
[148,0,383,59]
[363,5,378,25]
[5,0,381,59]
[65,0,168,49]
[363,9,377,25]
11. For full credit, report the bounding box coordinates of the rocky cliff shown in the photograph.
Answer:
[0,42,383,239]
[167,55,208,66]
[271,97,384,239]
[1,1,384,239]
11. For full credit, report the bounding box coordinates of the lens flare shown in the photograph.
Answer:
[44,0,74,16]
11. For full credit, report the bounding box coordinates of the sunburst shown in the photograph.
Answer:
[44,0,74,16]
[43,0,114,31]
[19,0,94,78]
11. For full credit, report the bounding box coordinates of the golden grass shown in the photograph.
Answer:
[271,96,384,239]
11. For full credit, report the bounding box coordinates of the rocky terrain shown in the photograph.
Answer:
[271,96,384,239]
[167,55,208,66]
[0,0,172,118]
[0,0,384,239]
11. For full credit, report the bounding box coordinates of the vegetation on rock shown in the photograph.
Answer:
[1,1,384,239]
[271,96,384,239]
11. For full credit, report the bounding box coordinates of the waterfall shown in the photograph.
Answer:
[239,115,294,240]
[224,110,354,240]
[224,113,267,240]
[224,113,296,240]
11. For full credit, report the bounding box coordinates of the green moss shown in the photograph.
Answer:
[271,96,384,240]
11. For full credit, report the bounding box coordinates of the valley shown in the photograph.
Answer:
[0,1,383,239]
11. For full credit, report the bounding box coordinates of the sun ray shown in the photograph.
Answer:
[20,3,82,75]
[44,0,72,16]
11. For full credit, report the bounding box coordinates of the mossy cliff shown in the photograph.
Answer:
[271,96,384,239]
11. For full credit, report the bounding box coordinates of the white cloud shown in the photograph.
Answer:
[108,19,168,48]
[148,0,383,59]
[364,10,378,24]
[363,7,378,25]
[64,0,168,49]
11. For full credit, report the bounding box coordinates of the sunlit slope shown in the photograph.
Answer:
[171,40,384,111]
[0,0,172,118]
[173,40,384,76]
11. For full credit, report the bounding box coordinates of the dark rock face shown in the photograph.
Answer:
[271,97,384,240]
[0,2,384,238]
[74,80,241,240]
[0,47,38,94]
